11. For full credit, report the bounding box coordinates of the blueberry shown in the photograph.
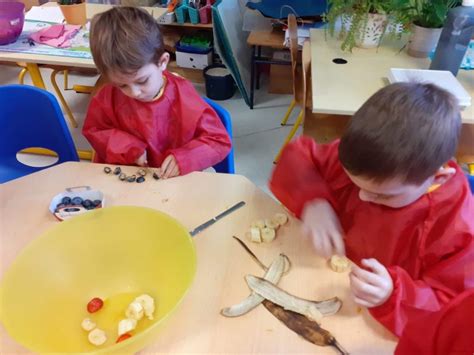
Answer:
[137,169,146,177]
[119,173,127,181]
[113,167,121,175]
[93,200,102,207]
[136,176,145,183]
[71,197,83,205]
[55,203,66,210]
[152,172,160,180]
[61,196,72,205]
[104,166,112,174]
[82,199,93,208]
[127,175,136,183]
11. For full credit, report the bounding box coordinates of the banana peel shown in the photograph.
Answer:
[263,300,348,355]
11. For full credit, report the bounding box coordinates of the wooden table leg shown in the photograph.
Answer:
[25,63,46,89]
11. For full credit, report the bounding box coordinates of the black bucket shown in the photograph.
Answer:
[203,64,235,100]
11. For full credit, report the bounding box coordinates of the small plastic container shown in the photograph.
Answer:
[188,5,199,24]
[198,0,212,24]
[175,1,188,24]
[49,186,105,221]
[204,64,235,100]
[0,2,25,46]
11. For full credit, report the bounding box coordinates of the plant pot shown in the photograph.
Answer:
[59,2,87,26]
[407,24,442,58]
[342,13,388,49]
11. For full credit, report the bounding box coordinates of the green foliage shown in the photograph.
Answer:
[324,0,405,51]
[393,0,460,28]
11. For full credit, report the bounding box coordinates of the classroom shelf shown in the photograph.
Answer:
[162,22,213,29]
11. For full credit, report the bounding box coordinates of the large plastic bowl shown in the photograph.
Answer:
[0,206,197,353]
[0,2,25,45]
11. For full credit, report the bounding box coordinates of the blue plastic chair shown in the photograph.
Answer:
[204,97,235,174]
[0,85,79,184]
[467,174,474,194]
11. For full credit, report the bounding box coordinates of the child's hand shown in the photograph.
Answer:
[301,199,345,258]
[350,258,393,308]
[160,155,180,179]
[135,151,148,167]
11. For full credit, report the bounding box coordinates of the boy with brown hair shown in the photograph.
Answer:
[83,7,231,178]
[270,82,474,337]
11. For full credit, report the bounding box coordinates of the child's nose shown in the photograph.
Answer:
[129,85,141,98]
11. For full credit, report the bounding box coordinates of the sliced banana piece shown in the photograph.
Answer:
[135,294,155,320]
[118,318,137,336]
[249,227,261,243]
[251,219,266,229]
[272,213,288,226]
[81,318,96,332]
[329,255,351,273]
[88,328,107,346]
[125,301,144,320]
[264,218,279,230]
[261,227,276,243]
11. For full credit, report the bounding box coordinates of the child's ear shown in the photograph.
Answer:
[158,52,170,71]
[432,166,456,186]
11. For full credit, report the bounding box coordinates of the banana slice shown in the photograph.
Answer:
[118,318,137,336]
[125,301,144,321]
[135,294,155,320]
[251,220,266,229]
[249,227,261,243]
[261,227,276,243]
[272,213,288,226]
[88,328,107,346]
[329,255,351,273]
[264,218,279,230]
[81,318,96,332]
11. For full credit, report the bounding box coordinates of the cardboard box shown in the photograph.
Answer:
[176,50,212,70]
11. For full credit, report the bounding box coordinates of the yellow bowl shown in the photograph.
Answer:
[0,206,196,354]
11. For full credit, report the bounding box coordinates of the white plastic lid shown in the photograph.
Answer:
[463,0,474,6]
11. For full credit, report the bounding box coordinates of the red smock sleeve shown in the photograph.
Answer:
[82,87,147,165]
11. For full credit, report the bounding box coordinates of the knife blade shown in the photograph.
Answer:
[189,201,246,237]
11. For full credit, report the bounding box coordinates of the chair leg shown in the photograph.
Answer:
[63,69,69,90]
[50,69,78,128]
[280,99,296,126]
[18,68,28,84]
[274,109,304,163]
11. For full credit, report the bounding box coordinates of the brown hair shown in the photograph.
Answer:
[90,7,165,75]
[339,82,461,184]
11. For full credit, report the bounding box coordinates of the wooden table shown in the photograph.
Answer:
[309,29,474,161]
[0,162,397,354]
[247,29,290,109]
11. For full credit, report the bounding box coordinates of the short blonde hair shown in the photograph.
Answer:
[90,7,165,75]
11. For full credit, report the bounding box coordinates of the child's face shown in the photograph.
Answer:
[346,172,434,208]
[108,53,170,102]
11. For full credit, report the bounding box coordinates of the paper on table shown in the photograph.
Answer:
[25,6,64,24]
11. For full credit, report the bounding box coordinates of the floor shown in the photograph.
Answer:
[0,64,302,194]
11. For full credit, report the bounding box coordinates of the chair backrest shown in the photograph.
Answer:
[302,40,312,110]
[203,97,235,174]
[0,85,79,184]
[288,14,300,98]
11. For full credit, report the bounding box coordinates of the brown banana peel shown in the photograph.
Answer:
[263,300,349,355]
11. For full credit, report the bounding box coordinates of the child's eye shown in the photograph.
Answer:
[138,78,149,85]
[118,84,127,89]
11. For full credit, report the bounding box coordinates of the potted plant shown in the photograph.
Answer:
[325,0,405,51]
[58,0,87,26]
[396,0,460,57]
